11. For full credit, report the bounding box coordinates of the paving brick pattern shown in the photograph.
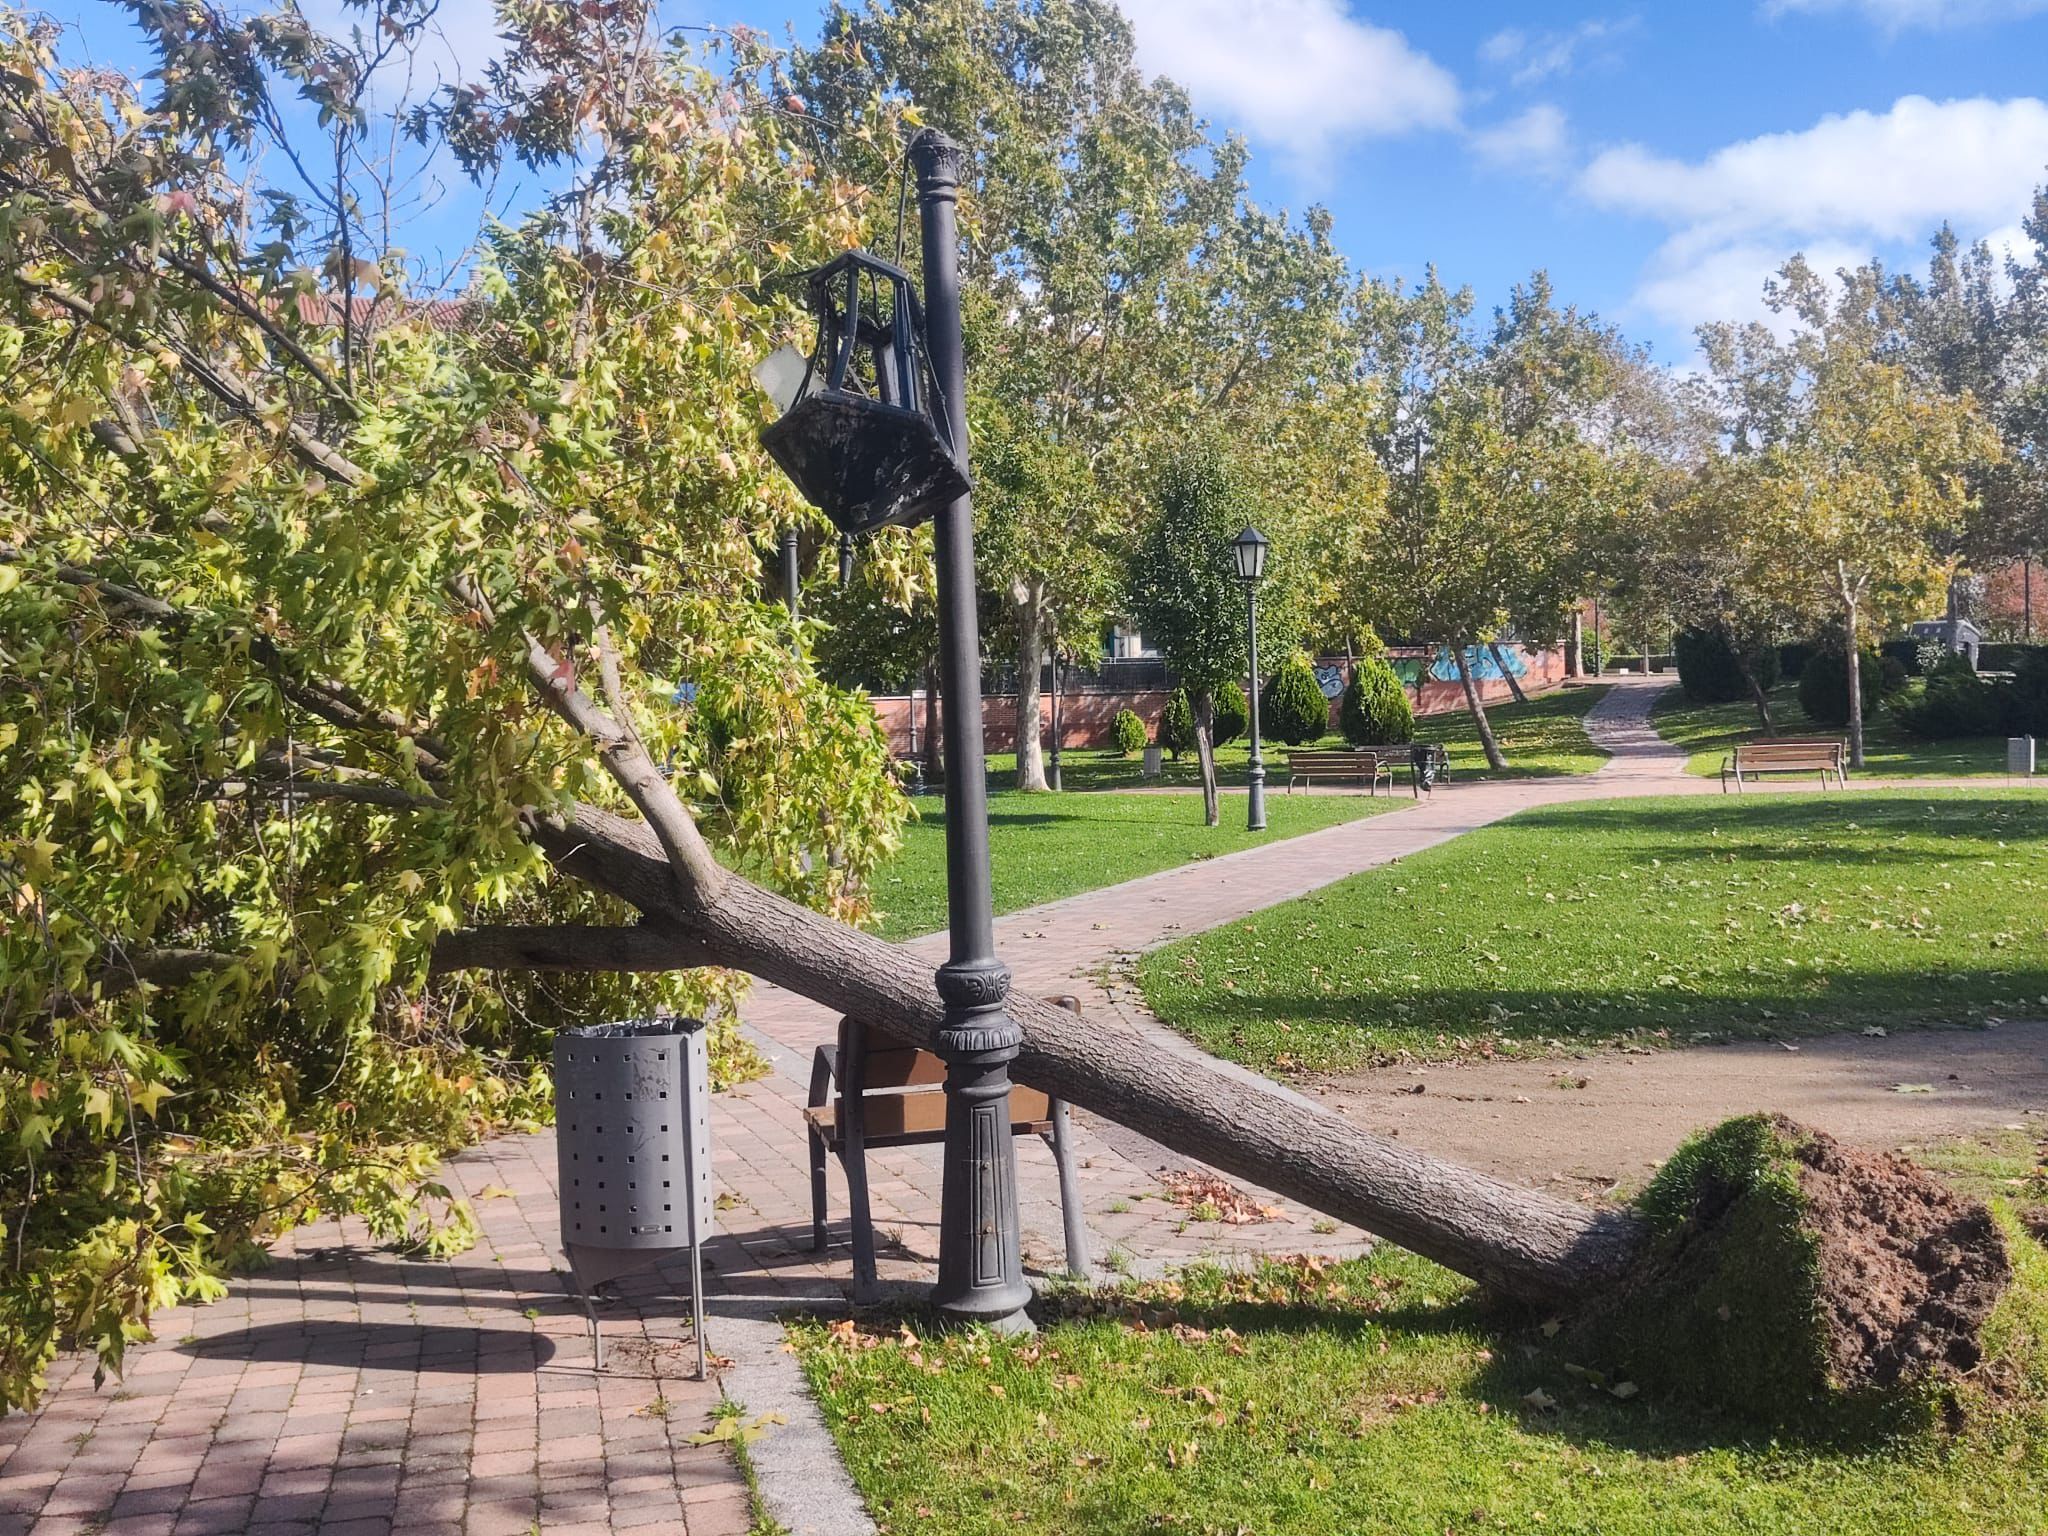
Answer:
[8,678,1966,1533]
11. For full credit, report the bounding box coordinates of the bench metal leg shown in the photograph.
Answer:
[1048,1099,1090,1279]
[807,1124,829,1253]
[839,1133,879,1301]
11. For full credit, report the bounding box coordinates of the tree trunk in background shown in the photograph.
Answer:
[1454,639,1507,770]
[1013,577,1049,791]
[1720,616,1775,734]
[1194,685,1220,826]
[922,656,944,782]
[1567,609,1584,677]
[1843,600,1866,769]
[1487,639,1529,705]
[523,807,1648,1309]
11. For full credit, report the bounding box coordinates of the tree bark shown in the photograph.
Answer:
[1567,609,1584,678]
[1719,616,1775,734]
[1012,577,1049,792]
[1453,639,1508,770]
[504,805,1647,1308]
[1843,599,1866,769]
[1193,685,1220,827]
[1487,639,1529,705]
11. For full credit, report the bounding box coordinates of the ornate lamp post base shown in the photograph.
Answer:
[930,958,1034,1333]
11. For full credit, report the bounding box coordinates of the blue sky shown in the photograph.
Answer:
[43,0,2048,364]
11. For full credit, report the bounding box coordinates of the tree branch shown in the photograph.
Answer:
[428,922,710,975]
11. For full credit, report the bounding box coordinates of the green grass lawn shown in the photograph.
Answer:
[978,684,1611,793]
[1651,682,2010,778]
[870,791,1405,941]
[792,1222,2048,1536]
[1136,791,2048,1073]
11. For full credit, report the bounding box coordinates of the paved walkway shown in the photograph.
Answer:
[3,677,2031,1536]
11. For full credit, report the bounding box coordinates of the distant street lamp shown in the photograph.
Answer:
[1233,525,1271,833]
[757,129,1032,1334]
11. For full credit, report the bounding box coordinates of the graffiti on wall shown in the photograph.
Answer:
[1428,644,1527,683]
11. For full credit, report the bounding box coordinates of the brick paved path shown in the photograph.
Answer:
[7,677,1954,1535]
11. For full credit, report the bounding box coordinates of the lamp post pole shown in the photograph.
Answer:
[911,127,1033,1335]
[781,527,800,617]
[1244,580,1266,832]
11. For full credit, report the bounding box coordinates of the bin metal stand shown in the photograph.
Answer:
[553,1018,713,1377]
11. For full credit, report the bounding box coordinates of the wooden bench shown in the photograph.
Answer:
[1285,746,1450,798]
[1720,737,1848,791]
[804,998,1088,1296]
[1286,749,1398,795]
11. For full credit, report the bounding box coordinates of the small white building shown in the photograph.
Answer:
[1908,617,1982,666]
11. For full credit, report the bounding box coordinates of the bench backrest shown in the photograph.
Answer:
[1736,739,1843,765]
[1288,749,1393,766]
[832,995,1080,1129]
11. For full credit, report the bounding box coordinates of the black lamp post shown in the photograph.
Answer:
[757,128,1031,1334]
[1233,525,1270,833]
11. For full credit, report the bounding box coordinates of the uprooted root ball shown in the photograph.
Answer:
[1572,1113,2011,1424]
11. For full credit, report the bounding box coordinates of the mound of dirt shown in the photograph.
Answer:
[1573,1114,2011,1419]
[1794,1123,2011,1389]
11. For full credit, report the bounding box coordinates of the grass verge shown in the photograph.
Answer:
[975,684,1613,793]
[1651,683,2010,778]
[790,1219,2048,1536]
[871,791,1404,941]
[1136,791,2048,1073]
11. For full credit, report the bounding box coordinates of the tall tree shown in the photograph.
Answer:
[1127,446,1305,824]
[795,0,1357,789]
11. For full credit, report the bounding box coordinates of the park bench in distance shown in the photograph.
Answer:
[1720,736,1848,792]
[1287,745,1450,797]
[804,997,1089,1296]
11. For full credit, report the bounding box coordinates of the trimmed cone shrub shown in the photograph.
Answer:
[1159,688,1197,759]
[1340,657,1414,745]
[1674,626,1781,704]
[1213,679,1248,748]
[1797,647,1884,727]
[1261,654,1329,745]
[1112,707,1148,756]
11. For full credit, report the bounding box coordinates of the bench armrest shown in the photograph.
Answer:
[807,1045,838,1110]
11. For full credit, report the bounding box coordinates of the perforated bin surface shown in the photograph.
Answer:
[553,1018,712,1256]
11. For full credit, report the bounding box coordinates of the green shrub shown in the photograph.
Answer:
[1979,643,2047,674]
[1261,654,1329,745]
[2012,650,2048,735]
[1895,669,2019,739]
[1879,637,1924,677]
[1778,641,1814,680]
[1158,688,1196,758]
[1340,657,1414,745]
[1213,680,1248,747]
[1797,648,1884,727]
[1675,626,1781,704]
[1111,707,1148,756]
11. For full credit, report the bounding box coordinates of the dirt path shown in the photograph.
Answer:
[1285,676,2048,1189]
[1307,1021,2048,1196]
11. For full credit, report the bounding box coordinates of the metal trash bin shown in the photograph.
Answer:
[554,1018,713,1374]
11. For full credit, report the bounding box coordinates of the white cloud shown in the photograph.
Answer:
[1765,0,2048,30]
[1477,17,1639,87]
[1580,94,2048,338]
[1634,237,1875,334]
[1114,0,1459,156]
[1471,104,1571,174]
[1582,95,2048,241]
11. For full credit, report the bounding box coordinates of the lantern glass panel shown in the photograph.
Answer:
[1232,525,1270,584]
[758,252,970,537]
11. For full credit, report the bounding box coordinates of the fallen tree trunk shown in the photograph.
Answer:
[519,807,1650,1309]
